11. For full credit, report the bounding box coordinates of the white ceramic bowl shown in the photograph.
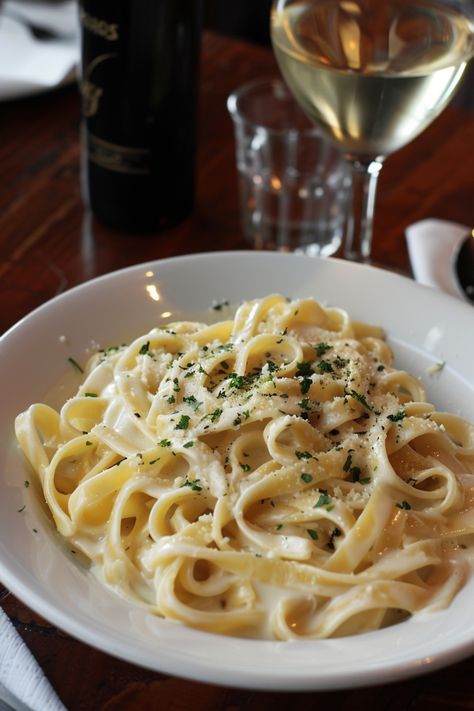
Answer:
[1,252,473,690]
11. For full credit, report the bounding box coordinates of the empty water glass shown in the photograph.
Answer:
[228,78,350,256]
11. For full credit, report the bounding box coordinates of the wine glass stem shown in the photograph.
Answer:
[344,158,384,262]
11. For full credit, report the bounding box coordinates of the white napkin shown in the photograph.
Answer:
[0,607,67,711]
[405,218,468,301]
[0,1,79,101]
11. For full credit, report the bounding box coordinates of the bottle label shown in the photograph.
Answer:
[79,5,152,176]
[80,52,116,118]
[87,133,152,175]
[79,7,119,42]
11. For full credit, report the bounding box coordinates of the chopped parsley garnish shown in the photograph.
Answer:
[175,415,190,430]
[388,410,406,422]
[359,477,371,484]
[182,479,202,491]
[158,438,171,447]
[327,527,341,550]
[350,466,361,481]
[211,300,229,311]
[167,395,176,404]
[183,441,194,448]
[24,480,29,488]
[295,450,313,460]
[296,361,313,378]
[314,492,332,508]
[183,395,202,411]
[209,408,223,422]
[139,341,150,355]
[293,363,313,392]
[314,342,332,357]
[172,378,181,393]
[317,360,334,373]
[85,440,93,446]
[229,373,245,389]
[276,523,283,531]
[240,463,251,472]
[396,500,411,510]
[347,389,373,411]
[84,392,98,398]
[300,378,312,395]
[266,360,279,373]
[343,453,353,472]
[307,529,319,540]
[301,473,313,483]
[68,357,84,373]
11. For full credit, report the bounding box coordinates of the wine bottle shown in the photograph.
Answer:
[79,1,201,232]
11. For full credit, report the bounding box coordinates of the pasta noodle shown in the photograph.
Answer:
[15,295,474,639]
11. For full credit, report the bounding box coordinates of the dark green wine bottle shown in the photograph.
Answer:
[79,1,201,232]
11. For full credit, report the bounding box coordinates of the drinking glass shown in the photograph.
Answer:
[271,0,474,262]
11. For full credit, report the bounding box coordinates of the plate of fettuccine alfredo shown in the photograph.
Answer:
[1,251,474,690]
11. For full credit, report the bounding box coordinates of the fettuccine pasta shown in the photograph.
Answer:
[15,295,474,639]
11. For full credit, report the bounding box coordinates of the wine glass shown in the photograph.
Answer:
[271,0,474,262]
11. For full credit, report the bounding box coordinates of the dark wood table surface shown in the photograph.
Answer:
[1,31,473,711]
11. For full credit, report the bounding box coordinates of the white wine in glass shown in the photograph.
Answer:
[271,0,474,261]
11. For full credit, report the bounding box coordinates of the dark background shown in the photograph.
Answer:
[204,0,273,46]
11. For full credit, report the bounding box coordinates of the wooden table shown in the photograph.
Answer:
[1,31,473,711]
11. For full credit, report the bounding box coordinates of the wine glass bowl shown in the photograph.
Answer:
[271,0,474,261]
